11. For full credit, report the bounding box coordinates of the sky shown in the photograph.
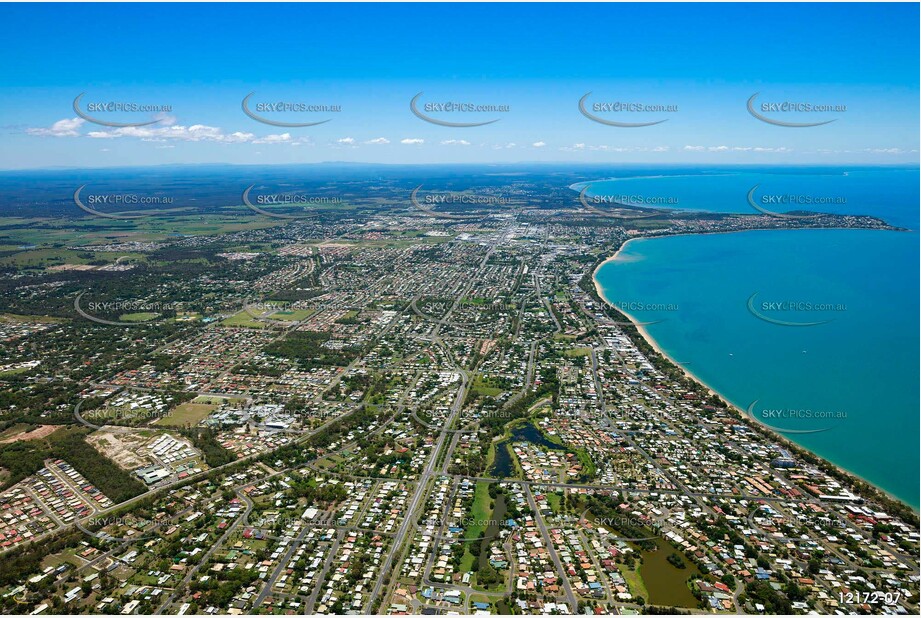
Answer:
[1,3,918,169]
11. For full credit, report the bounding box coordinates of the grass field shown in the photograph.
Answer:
[0,423,33,441]
[155,401,218,427]
[41,547,82,571]
[546,491,562,513]
[190,395,240,406]
[459,481,493,572]
[268,308,315,321]
[0,313,65,324]
[314,454,344,470]
[0,212,285,251]
[0,247,144,269]
[0,366,32,377]
[621,561,649,601]
[483,440,496,472]
[0,247,72,268]
[471,374,504,397]
[221,310,269,328]
[563,346,592,358]
[118,312,160,322]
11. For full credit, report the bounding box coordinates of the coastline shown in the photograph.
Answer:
[591,234,917,512]
[592,236,719,395]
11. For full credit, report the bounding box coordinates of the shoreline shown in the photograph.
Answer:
[592,232,917,512]
[592,236,728,402]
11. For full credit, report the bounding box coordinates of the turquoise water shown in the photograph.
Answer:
[592,168,919,507]
[577,167,919,228]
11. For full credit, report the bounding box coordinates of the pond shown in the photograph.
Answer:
[488,421,564,478]
[639,537,701,608]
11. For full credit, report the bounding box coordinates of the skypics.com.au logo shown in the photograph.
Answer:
[746,292,846,327]
[746,185,845,219]
[606,299,679,328]
[241,92,341,127]
[74,185,175,219]
[747,400,846,435]
[577,185,665,220]
[75,291,179,327]
[410,185,512,219]
[77,516,167,543]
[591,515,665,542]
[242,185,342,219]
[242,298,304,322]
[579,92,677,127]
[410,92,509,127]
[747,93,845,127]
[73,93,172,127]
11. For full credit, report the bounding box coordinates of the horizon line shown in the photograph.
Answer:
[1,161,919,173]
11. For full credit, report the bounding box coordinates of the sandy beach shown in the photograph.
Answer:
[592,237,713,391]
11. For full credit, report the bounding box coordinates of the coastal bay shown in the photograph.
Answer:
[594,228,920,507]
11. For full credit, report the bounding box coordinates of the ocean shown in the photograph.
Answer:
[590,167,920,507]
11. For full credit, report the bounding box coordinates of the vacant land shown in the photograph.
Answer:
[156,401,217,427]
[0,313,64,324]
[221,310,269,328]
[268,308,315,322]
[86,432,150,470]
[119,312,160,322]
[471,374,503,397]
[0,424,60,443]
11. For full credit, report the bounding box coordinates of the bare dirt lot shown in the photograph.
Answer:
[0,424,59,443]
[86,431,150,470]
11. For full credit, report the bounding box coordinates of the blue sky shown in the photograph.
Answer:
[1,3,918,169]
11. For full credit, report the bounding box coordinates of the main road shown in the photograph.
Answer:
[364,226,507,612]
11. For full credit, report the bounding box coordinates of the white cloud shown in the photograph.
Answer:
[559,144,669,153]
[85,124,256,143]
[401,138,424,145]
[532,141,547,148]
[337,137,356,145]
[254,133,293,144]
[365,137,390,145]
[864,147,913,154]
[29,116,306,145]
[440,139,470,146]
[152,114,178,127]
[27,117,85,137]
[684,144,790,153]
